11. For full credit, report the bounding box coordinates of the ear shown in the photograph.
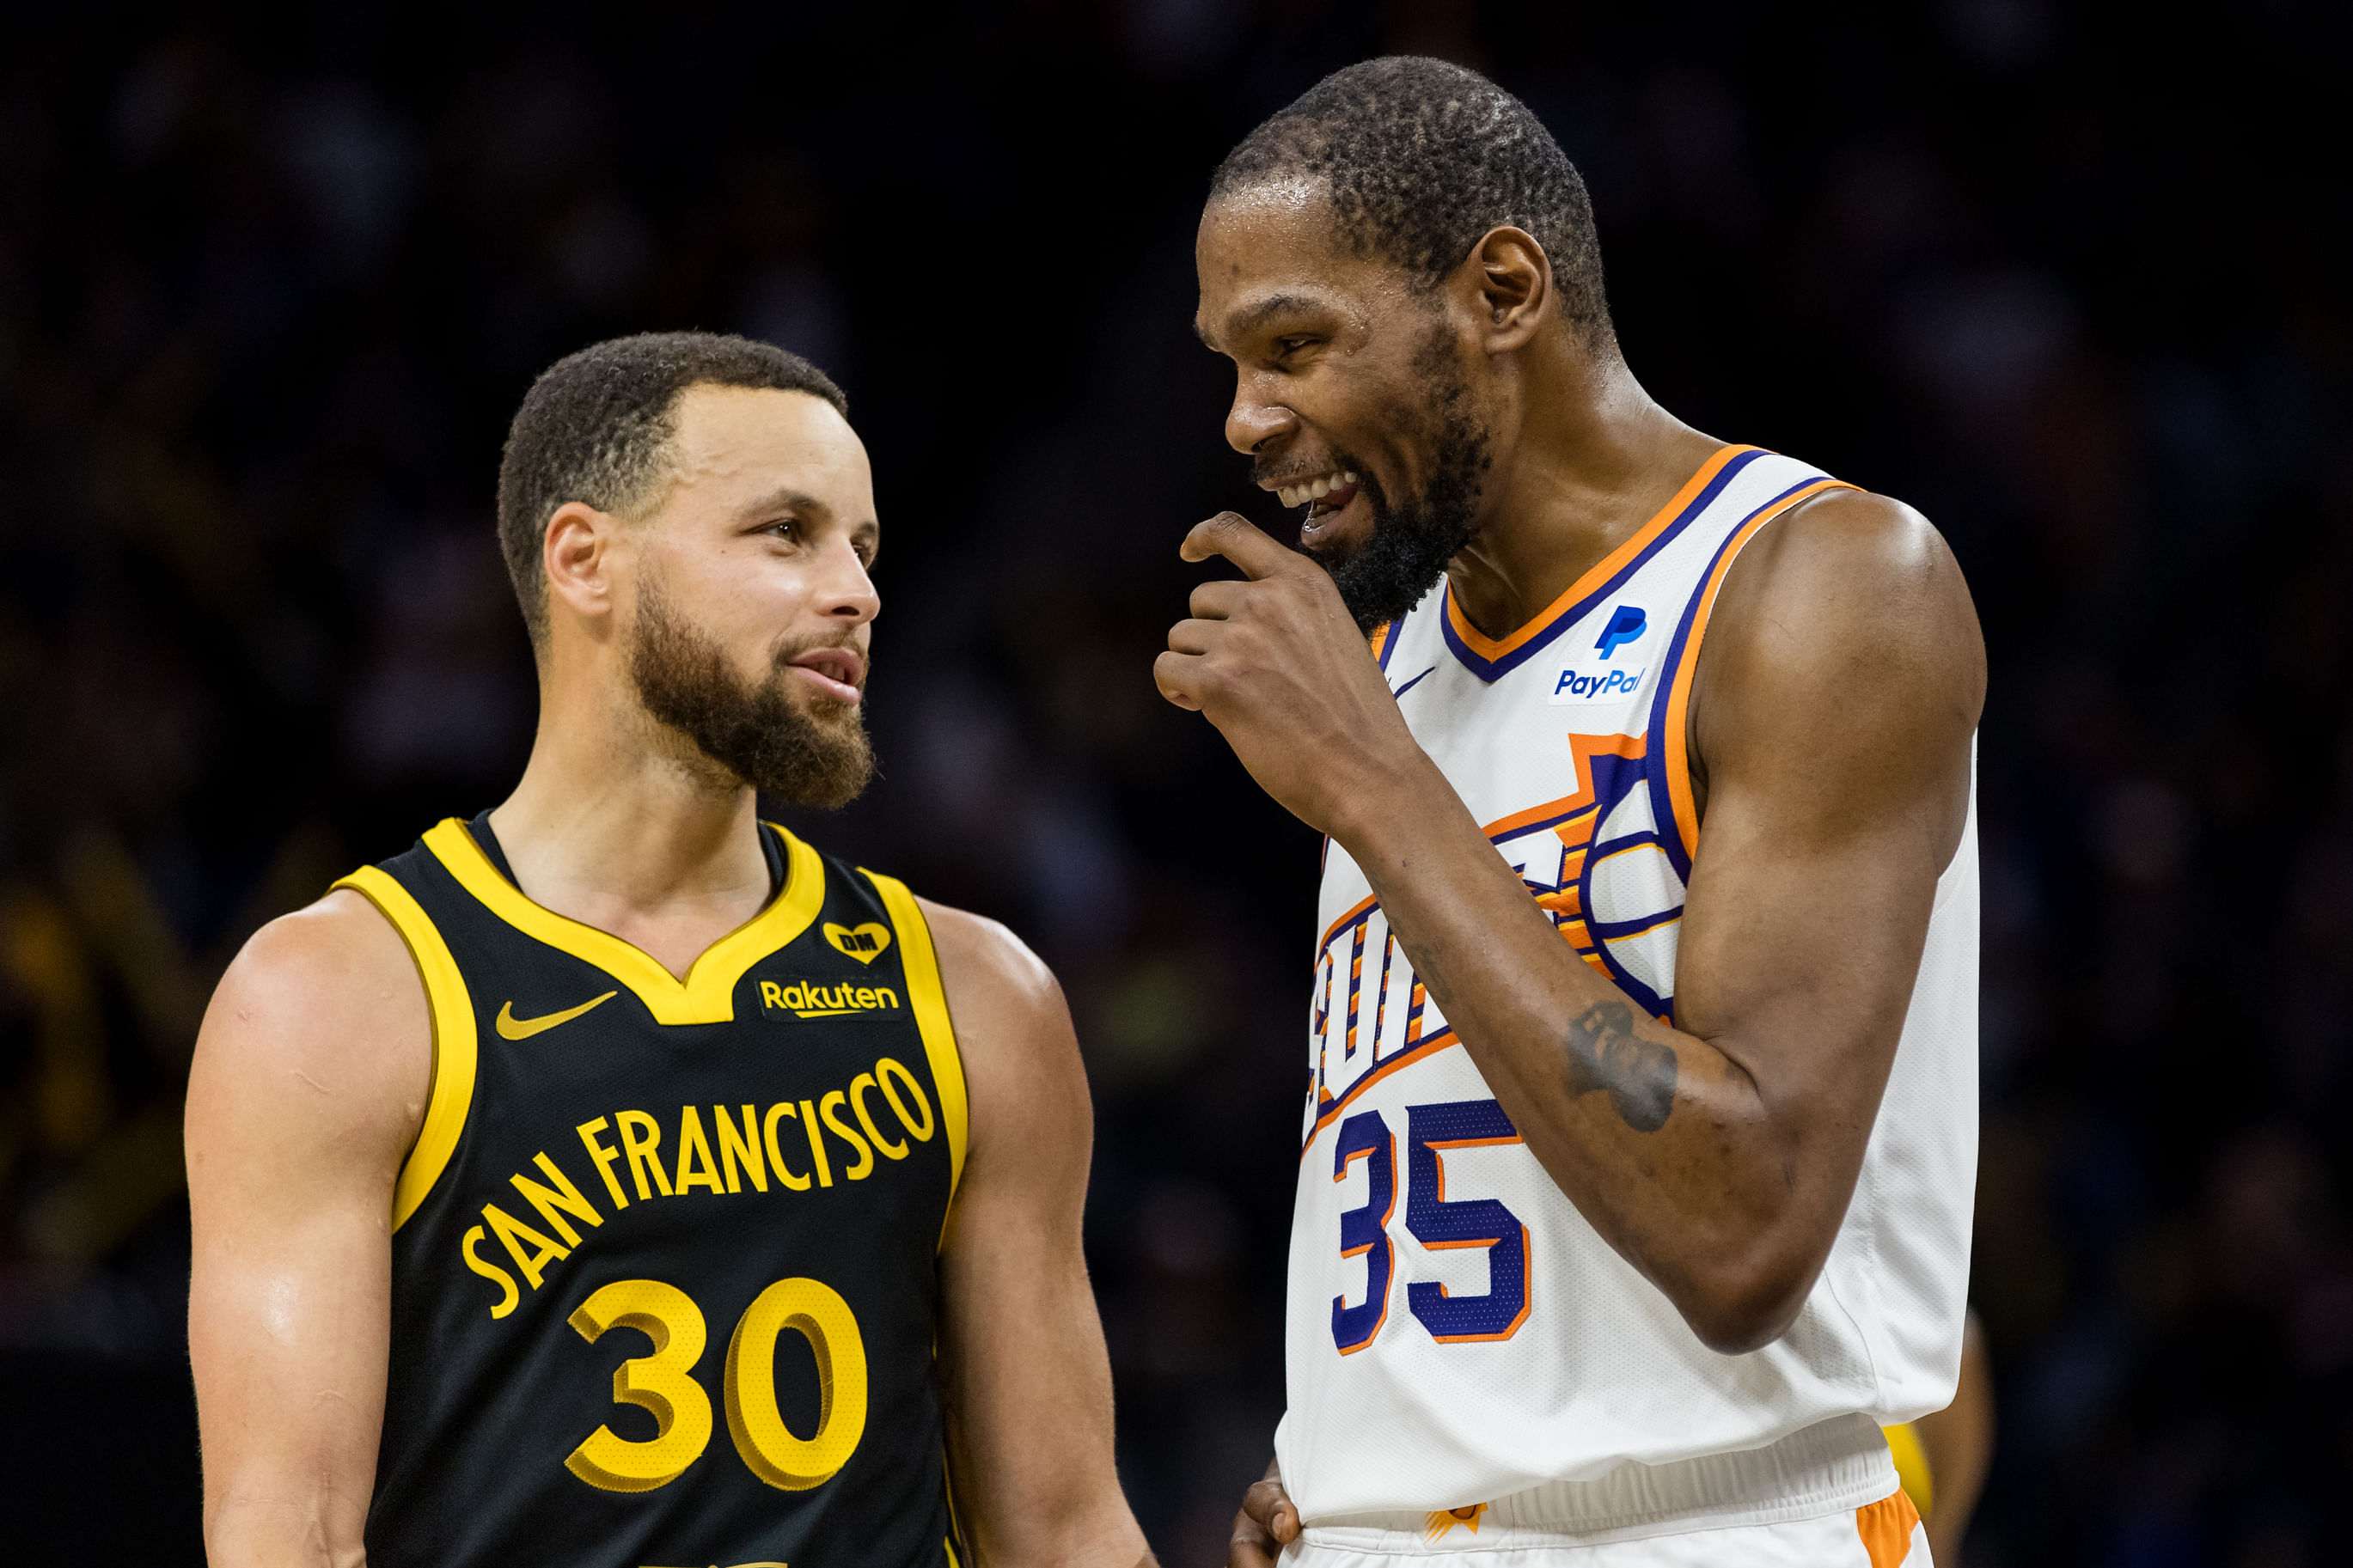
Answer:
[1459,226,1552,354]
[542,500,626,631]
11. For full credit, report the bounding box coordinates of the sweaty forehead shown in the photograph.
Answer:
[1195,185,1402,347]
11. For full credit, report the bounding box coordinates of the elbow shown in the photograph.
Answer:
[1664,1250,1819,1357]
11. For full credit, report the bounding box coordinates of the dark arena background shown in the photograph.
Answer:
[1,3,2347,1563]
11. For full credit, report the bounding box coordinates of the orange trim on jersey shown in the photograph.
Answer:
[1302,1028,1458,1154]
[1428,1224,1535,1343]
[1316,733,1642,967]
[1420,1133,1531,1343]
[1368,621,1394,662]
[1855,1486,1922,1567]
[1478,733,1648,845]
[1661,478,1855,863]
[1317,893,1378,959]
[1443,445,1755,662]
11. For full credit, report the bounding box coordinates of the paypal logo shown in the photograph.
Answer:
[1594,605,1647,660]
[1549,665,1647,705]
[1551,607,1651,705]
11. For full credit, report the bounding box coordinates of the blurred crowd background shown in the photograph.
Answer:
[0,2,2346,1563]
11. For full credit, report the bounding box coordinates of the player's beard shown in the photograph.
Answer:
[1306,335,1494,635]
[626,569,874,810]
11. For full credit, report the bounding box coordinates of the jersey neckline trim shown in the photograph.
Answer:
[1439,444,1761,684]
[419,817,828,1026]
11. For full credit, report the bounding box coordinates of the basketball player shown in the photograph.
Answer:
[1158,61,1983,1565]
[187,333,1153,1568]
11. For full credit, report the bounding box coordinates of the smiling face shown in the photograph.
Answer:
[1196,180,1495,631]
[617,382,880,806]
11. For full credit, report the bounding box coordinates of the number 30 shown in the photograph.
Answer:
[565,1276,869,1493]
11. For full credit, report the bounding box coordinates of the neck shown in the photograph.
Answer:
[1445,345,1723,640]
[487,657,776,978]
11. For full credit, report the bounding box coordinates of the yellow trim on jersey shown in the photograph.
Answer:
[334,864,479,1233]
[419,817,826,1026]
[863,869,969,1223]
[1883,1420,1933,1518]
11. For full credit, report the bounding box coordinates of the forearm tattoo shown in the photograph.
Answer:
[1564,999,1678,1132]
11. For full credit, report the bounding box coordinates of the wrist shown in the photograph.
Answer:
[1323,743,1451,852]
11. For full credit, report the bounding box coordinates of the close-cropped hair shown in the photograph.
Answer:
[495,331,847,646]
[1211,56,1613,348]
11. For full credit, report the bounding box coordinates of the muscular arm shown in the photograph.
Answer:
[186,891,430,1567]
[1159,492,1982,1351]
[925,900,1154,1568]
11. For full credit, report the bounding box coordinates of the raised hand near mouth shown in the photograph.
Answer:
[1153,511,1426,840]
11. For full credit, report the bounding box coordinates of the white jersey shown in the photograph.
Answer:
[1278,446,1977,1525]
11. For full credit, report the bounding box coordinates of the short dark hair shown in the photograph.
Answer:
[1210,58,1612,348]
[495,331,849,646]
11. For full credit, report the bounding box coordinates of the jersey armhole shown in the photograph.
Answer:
[1655,477,1858,869]
[859,869,970,1240]
[333,865,480,1232]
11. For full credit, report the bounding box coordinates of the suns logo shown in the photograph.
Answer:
[1306,733,1679,1146]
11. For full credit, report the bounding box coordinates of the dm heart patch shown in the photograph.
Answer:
[824,921,893,963]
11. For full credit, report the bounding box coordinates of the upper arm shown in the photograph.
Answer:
[1677,489,1983,1108]
[186,888,431,1563]
[922,899,1146,1568]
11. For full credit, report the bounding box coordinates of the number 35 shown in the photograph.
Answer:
[1330,1098,1531,1353]
[565,1276,867,1493]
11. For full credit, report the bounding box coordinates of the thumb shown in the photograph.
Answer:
[1180,511,1302,580]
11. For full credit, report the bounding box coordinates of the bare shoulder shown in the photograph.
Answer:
[1707,487,1984,711]
[914,897,1090,1173]
[919,898,1064,1022]
[186,888,431,1183]
[1691,488,1982,848]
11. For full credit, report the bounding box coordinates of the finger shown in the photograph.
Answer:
[1165,617,1225,656]
[1228,1510,1278,1568]
[1244,1474,1301,1544]
[1152,649,1204,711]
[1188,577,1251,620]
[1180,511,1303,580]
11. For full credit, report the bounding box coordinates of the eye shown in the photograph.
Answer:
[1276,334,1317,357]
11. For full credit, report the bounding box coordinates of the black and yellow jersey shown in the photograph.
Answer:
[337,813,969,1568]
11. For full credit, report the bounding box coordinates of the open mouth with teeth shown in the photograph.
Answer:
[1274,470,1364,545]
[785,645,865,705]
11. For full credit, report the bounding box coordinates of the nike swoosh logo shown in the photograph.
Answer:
[496,991,619,1040]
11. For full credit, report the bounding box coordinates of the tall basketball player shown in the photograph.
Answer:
[187,333,1153,1568]
[1160,61,1981,1566]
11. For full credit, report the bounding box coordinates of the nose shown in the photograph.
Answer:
[1225,380,1299,457]
[814,534,880,625]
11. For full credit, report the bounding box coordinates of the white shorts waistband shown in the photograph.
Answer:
[1299,1415,1899,1552]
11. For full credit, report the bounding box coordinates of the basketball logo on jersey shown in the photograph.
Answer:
[1548,603,1652,705]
